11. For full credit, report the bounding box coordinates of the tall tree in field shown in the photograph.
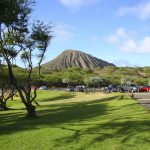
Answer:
[0,0,53,116]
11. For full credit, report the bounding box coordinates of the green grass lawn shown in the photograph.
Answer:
[0,91,150,150]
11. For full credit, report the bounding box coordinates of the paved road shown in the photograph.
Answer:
[132,93,150,110]
[133,93,150,99]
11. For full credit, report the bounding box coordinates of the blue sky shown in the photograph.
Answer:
[31,0,150,67]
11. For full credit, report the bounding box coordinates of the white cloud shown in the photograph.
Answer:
[107,28,129,44]
[119,39,136,53]
[106,28,150,53]
[59,0,101,9]
[118,0,150,20]
[138,37,150,53]
[54,24,77,43]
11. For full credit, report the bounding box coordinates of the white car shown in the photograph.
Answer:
[39,86,48,90]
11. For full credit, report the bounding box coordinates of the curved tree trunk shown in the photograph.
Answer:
[26,104,36,117]
[0,100,8,111]
[6,62,36,117]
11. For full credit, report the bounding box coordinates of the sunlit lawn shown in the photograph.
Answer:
[0,91,150,150]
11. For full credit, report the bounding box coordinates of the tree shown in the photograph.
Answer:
[84,77,103,87]
[0,0,53,117]
[121,78,132,84]
[62,78,71,87]
[62,67,84,85]
[84,77,103,93]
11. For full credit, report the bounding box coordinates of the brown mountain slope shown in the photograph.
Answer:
[42,49,115,70]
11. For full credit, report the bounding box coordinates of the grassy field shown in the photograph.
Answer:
[0,91,150,150]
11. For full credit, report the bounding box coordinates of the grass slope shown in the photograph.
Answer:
[0,91,150,150]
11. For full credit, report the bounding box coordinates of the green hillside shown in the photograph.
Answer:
[1,65,150,87]
[38,66,150,86]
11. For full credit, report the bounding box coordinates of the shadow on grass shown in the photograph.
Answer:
[39,93,76,102]
[0,95,150,147]
[0,96,116,135]
[54,119,150,149]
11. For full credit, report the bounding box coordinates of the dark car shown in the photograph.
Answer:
[67,86,75,92]
[118,84,139,92]
[108,84,119,92]
[102,84,118,93]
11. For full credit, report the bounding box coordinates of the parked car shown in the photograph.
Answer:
[75,85,85,92]
[102,85,118,93]
[118,84,139,92]
[139,86,150,92]
[67,86,75,92]
[108,84,119,92]
[39,86,48,90]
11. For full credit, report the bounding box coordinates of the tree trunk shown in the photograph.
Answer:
[0,100,8,111]
[85,86,88,94]
[6,57,37,117]
[26,104,36,117]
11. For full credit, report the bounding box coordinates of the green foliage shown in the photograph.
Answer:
[84,77,103,87]
[0,67,9,86]
[62,78,70,84]
[30,66,150,87]
[21,51,30,60]
[95,66,150,85]
[143,67,150,77]
[40,67,98,87]
[0,0,31,25]
[1,66,150,88]
[31,20,53,47]
[0,0,54,116]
